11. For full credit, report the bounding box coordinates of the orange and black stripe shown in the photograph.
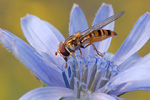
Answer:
[81,30,113,42]
[102,30,111,36]
[85,29,112,38]
[93,29,104,37]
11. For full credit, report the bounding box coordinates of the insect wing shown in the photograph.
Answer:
[80,11,124,37]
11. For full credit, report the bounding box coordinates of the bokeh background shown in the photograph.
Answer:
[0,0,150,100]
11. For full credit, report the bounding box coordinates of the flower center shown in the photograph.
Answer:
[62,55,118,99]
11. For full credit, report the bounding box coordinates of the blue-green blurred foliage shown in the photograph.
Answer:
[0,0,150,100]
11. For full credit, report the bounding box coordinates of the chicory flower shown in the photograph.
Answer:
[1,3,150,100]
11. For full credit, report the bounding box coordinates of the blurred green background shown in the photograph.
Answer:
[0,0,150,100]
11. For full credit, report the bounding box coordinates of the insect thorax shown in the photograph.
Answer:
[64,35,81,52]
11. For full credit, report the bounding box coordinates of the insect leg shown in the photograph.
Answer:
[81,43,92,49]
[79,48,83,80]
[65,62,68,68]
[91,43,103,57]
[81,43,103,57]
[80,43,91,59]
[79,48,83,60]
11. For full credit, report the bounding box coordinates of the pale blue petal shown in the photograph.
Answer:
[69,4,89,58]
[104,52,114,61]
[69,4,88,35]
[92,93,116,100]
[132,53,150,66]
[89,3,114,55]
[21,14,65,67]
[43,20,65,42]
[119,53,150,72]
[112,12,150,65]
[19,87,74,100]
[106,64,150,95]
[0,29,65,87]
[21,14,60,53]
[111,80,150,95]
[63,98,76,100]
[118,52,141,72]
[37,51,65,69]
[117,98,129,100]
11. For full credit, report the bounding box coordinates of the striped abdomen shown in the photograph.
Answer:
[81,29,117,44]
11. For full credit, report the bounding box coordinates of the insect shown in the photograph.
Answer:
[55,11,124,63]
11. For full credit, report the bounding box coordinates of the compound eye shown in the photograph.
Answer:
[59,42,70,56]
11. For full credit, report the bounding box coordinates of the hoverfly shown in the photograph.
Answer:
[55,11,124,64]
